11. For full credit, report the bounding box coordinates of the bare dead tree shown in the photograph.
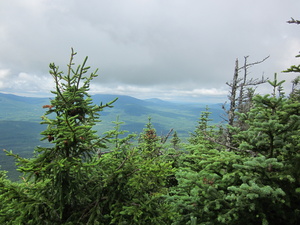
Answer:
[237,56,269,112]
[222,56,269,150]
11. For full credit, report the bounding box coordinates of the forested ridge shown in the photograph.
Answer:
[1,21,300,224]
[0,93,223,181]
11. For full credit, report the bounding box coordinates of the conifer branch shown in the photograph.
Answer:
[67,48,76,86]
[116,150,135,171]
[50,63,68,105]
[76,56,89,90]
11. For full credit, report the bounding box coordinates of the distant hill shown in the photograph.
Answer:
[0,92,225,180]
[0,92,224,133]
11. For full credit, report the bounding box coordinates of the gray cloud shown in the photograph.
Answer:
[1,0,300,102]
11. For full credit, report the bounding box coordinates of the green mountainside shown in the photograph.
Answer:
[0,92,224,179]
[0,92,224,135]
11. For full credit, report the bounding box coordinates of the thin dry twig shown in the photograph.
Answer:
[287,17,300,24]
[203,132,258,156]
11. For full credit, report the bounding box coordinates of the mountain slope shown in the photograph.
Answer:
[0,92,225,179]
[0,92,224,135]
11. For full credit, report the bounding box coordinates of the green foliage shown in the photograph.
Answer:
[1,49,119,223]
[171,131,181,149]
[283,53,300,74]
[104,116,137,151]
[231,79,300,224]
[268,73,285,97]
[137,117,163,157]
[189,106,217,148]
[283,52,300,101]
[168,145,299,224]
[0,50,176,224]
[166,74,300,224]
[168,146,244,224]
[236,79,300,159]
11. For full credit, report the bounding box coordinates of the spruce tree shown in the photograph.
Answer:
[236,74,300,159]
[1,50,176,224]
[170,131,181,149]
[283,50,300,100]
[2,49,117,223]
[189,106,215,147]
[138,117,162,157]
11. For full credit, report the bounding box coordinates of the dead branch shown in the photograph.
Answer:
[238,55,270,71]
[203,132,258,156]
[287,17,300,24]
[161,128,174,144]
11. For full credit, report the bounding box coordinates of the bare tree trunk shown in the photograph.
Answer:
[225,59,239,150]
[237,56,249,112]
[223,55,269,151]
[228,59,239,127]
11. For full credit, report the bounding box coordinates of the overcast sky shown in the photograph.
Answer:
[0,0,300,102]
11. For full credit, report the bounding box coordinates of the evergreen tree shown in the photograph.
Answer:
[104,116,137,151]
[236,74,300,159]
[169,73,300,224]
[137,117,162,157]
[283,50,300,100]
[189,106,215,147]
[170,131,181,150]
[2,49,117,223]
[1,50,175,224]
[232,76,300,223]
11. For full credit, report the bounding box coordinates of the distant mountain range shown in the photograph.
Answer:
[0,92,225,134]
[0,92,225,179]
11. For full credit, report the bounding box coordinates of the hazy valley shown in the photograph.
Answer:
[0,92,224,179]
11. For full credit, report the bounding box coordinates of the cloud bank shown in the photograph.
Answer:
[1,0,300,102]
